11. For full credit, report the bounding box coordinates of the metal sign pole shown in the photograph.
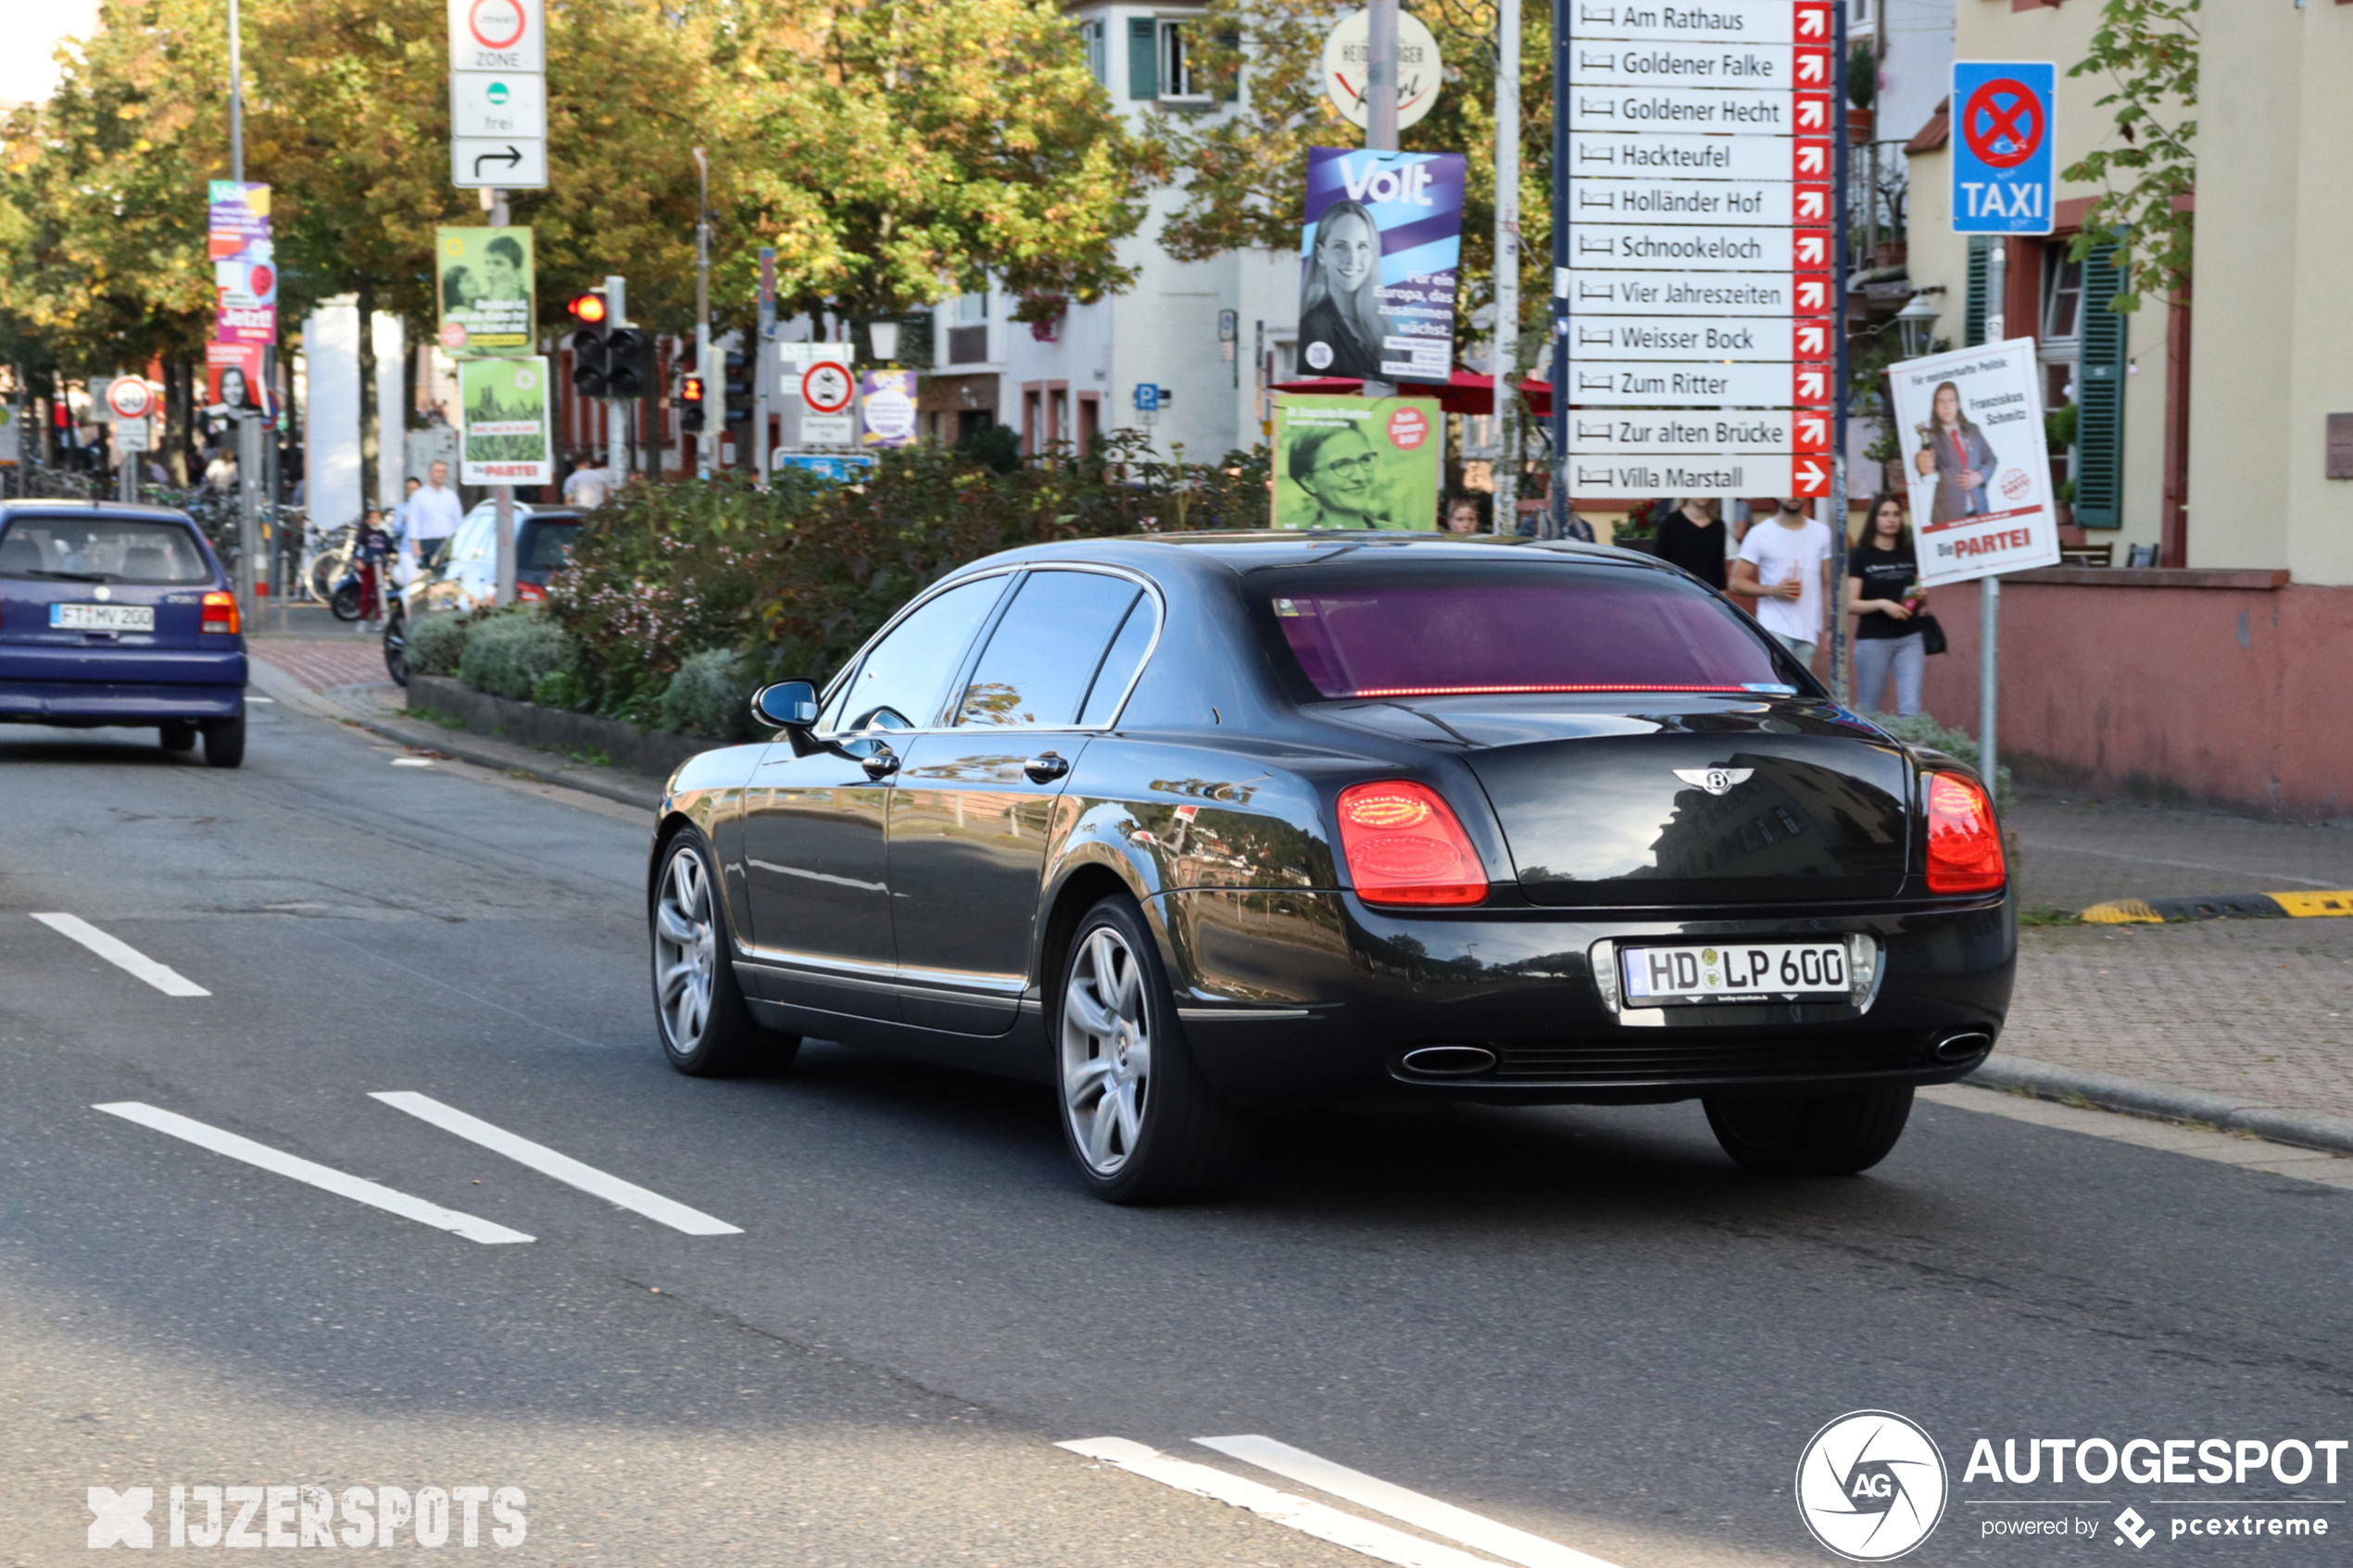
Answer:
[1491,0,1520,537]
[1828,0,1851,704]
[236,411,262,615]
[1982,575,1999,787]
[489,187,517,606]
[1547,0,1569,541]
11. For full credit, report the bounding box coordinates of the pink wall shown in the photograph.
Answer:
[1903,574,2353,819]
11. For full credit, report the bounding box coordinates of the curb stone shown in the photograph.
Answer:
[1968,1054,2353,1159]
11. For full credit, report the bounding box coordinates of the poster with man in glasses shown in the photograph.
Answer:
[1274,394,1441,530]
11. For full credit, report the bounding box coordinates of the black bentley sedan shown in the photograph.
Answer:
[647,533,2014,1202]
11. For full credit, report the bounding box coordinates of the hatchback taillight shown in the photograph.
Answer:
[1337,781,1489,906]
[201,590,240,636]
[1925,772,2005,894]
[515,581,547,602]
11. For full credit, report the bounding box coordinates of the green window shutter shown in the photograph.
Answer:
[1218,29,1240,101]
[1084,20,1106,86]
[2072,245,2129,529]
[1963,235,1995,347]
[1128,18,1159,100]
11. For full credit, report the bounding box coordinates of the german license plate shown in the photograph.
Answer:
[1621,941,1849,1006]
[51,602,153,632]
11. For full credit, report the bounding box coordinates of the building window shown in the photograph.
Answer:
[1159,20,1207,100]
[2039,246,2085,501]
[1080,19,1106,86]
[946,292,988,367]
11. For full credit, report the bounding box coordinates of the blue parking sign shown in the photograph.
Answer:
[1133,383,1160,413]
[1951,62,2055,235]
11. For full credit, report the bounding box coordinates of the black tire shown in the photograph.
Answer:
[651,830,799,1077]
[159,721,197,753]
[201,713,246,770]
[1054,895,1253,1204]
[329,581,364,621]
[383,610,409,686]
[1703,1085,1915,1176]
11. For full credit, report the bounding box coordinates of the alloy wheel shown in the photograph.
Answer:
[1061,926,1151,1175]
[653,846,718,1052]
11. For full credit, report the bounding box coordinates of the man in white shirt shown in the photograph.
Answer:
[560,459,609,510]
[403,459,464,571]
[1731,496,1834,670]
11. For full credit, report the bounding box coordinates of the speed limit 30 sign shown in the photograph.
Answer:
[105,379,155,421]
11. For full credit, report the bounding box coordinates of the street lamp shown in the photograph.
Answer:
[867,320,900,364]
[1895,291,1940,358]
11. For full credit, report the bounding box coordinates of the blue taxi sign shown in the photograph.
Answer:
[1951,62,2055,235]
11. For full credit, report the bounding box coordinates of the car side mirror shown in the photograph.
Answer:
[752,680,820,732]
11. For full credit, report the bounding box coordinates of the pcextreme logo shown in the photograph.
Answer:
[1795,1411,1950,1562]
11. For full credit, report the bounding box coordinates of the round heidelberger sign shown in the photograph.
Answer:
[1385,406,1428,451]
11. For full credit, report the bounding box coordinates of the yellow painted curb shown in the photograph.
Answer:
[2271,890,2353,918]
[2078,898,2162,924]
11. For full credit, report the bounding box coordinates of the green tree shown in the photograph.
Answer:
[2060,0,2196,311]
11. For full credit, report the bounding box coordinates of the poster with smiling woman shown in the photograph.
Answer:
[1273,395,1441,530]
[1297,148,1464,383]
[435,227,536,358]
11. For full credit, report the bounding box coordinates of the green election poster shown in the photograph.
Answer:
[1273,395,1441,530]
[459,357,553,484]
[436,226,535,358]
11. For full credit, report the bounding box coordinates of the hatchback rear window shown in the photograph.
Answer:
[1258,563,1793,699]
[0,517,212,585]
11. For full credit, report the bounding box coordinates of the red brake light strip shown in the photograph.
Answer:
[1343,684,1756,699]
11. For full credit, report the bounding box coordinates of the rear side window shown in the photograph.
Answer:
[955,570,1142,728]
[1077,596,1158,727]
[1260,563,1790,699]
[0,517,211,585]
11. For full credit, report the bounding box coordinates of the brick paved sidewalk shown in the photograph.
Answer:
[1996,793,2353,1123]
[246,636,392,695]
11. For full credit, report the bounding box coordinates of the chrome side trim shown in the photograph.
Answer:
[736,941,1026,997]
[744,858,887,893]
[1176,1006,1314,1022]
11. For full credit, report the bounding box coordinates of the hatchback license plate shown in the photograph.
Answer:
[1622,941,1848,1006]
[51,602,154,633]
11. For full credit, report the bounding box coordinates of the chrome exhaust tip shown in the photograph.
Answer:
[1934,1032,1994,1063]
[1400,1045,1499,1077]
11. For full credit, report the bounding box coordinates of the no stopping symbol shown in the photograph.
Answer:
[801,362,853,414]
[1960,80,2044,170]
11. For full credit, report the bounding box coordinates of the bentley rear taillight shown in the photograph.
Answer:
[1924,772,2005,894]
[200,590,240,636]
[1337,781,1488,906]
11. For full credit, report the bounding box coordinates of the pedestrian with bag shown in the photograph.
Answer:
[1846,492,1939,716]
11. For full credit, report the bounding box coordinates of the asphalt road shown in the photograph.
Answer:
[3,700,2349,1566]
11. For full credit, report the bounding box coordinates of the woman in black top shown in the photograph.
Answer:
[1845,492,1930,716]
[1652,497,1727,589]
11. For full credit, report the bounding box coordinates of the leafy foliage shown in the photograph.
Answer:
[2060,0,2197,311]
[456,608,566,701]
[657,647,755,740]
[405,612,470,678]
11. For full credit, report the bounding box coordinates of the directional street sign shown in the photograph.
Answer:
[1566,270,1827,317]
[1568,179,1827,226]
[1569,316,1800,362]
[1567,87,1801,134]
[1567,44,1825,93]
[1567,132,1831,182]
[448,0,546,190]
[1573,455,1817,497]
[451,139,547,189]
[451,72,545,138]
[1572,0,1829,46]
[1952,61,2055,234]
[1568,408,1829,457]
[1569,224,1799,272]
[1567,362,1827,409]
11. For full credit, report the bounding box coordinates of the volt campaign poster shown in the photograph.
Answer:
[208,182,276,346]
[1272,394,1441,530]
[436,226,537,358]
[859,370,918,450]
[459,356,553,484]
[1297,148,1464,383]
[1887,339,2061,585]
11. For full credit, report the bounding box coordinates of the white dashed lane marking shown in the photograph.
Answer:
[1196,1436,1623,1568]
[1060,1437,1623,1568]
[31,912,209,997]
[93,1102,534,1245]
[370,1091,743,1236]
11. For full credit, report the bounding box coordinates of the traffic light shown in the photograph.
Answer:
[723,350,753,427]
[604,327,648,398]
[567,292,612,396]
[679,372,706,434]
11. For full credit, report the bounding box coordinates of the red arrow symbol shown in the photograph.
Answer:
[1795,50,1829,86]
[1795,4,1829,41]
[1794,233,1830,266]
[1795,369,1829,402]
[1795,95,1830,132]
[1794,142,1829,177]
[1794,189,1829,221]
[1795,323,1830,358]
[1794,457,1831,496]
[1795,279,1830,311]
[1794,412,1831,451]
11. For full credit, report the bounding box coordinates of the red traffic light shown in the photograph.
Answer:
[680,374,705,403]
[566,292,609,326]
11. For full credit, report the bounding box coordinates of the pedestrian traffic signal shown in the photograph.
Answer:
[567,292,614,396]
[679,373,706,434]
[604,327,649,399]
[723,350,752,426]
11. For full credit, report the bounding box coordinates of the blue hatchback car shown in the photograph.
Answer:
[0,502,248,767]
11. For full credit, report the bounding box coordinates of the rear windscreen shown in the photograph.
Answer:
[518,521,580,571]
[0,517,212,585]
[1259,563,1793,699]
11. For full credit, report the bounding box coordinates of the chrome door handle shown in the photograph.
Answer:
[862,748,900,780]
[1023,752,1070,784]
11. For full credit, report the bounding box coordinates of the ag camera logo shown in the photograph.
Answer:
[1795,1411,1948,1561]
